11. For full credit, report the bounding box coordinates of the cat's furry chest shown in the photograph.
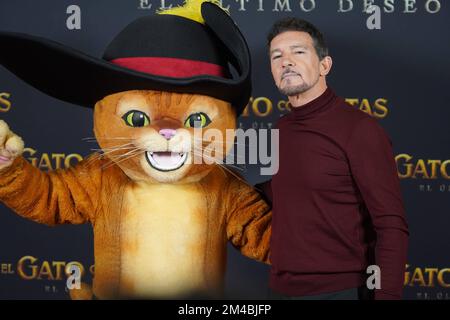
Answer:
[119,182,211,297]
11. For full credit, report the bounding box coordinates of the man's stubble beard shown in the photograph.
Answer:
[278,73,320,97]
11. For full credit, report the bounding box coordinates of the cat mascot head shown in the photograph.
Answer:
[0,0,251,183]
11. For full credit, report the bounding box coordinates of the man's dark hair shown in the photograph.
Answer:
[267,17,329,60]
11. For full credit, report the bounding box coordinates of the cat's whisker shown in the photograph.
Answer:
[192,147,246,161]
[191,150,221,162]
[190,152,247,184]
[83,152,106,164]
[92,145,138,153]
[219,164,246,174]
[83,136,136,141]
[91,148,132,154]
[113,150,144,163]
[98,147,148,164]
[83,142,134,150]
[101,150,145,170]
[190,150,227,178]
[219,161,246,172]
[83,154,113,170]
[218,164,249,186]
[91,145,140,158]
[196,149,245,160]
[98,142,146,152]
[208,161,248,184]
[110,147,145,160]
[192,138,247,146]
[91,146,134,153]
[85,144,143,170]
[191,151,245,172]
[197,151,246,171]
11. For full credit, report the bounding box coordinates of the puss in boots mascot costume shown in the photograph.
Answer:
[0,0,271,299]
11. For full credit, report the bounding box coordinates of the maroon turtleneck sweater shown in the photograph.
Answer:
[258,87,409,299]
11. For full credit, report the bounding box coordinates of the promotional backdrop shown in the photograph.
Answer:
[0,0,449,299]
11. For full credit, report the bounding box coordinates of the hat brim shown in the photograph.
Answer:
[0,31,244,112]
[0,3,251,115]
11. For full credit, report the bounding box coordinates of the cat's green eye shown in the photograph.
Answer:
[184,112,211,128]
[122,110,150,128]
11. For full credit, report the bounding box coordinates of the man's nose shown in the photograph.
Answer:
[282,56,295,67]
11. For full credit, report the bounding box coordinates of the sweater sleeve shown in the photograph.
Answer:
[346,117,409,300]
[0,153,103,226]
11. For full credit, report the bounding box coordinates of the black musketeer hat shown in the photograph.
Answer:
[0,1,251,115]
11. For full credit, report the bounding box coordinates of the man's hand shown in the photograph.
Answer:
[0,120,24,171]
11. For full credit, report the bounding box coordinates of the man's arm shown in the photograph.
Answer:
[225,175,272,264]
[347,117,409,300]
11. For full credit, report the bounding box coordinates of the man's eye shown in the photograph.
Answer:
[122,110,150,127]
[295,51,305,54]
[272,56,281,60]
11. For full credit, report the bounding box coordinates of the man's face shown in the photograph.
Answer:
[270,31,322,97]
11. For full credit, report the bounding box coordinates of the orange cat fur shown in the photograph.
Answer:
[0,90,271,299]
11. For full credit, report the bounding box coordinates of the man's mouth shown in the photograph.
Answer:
[145,151,188,172]
[282,72,300,80]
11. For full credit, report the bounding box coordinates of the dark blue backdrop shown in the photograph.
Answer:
[0,0,449,300]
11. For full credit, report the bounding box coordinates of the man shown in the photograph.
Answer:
[257,17,409,300]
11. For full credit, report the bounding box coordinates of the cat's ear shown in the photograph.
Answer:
[201,2,250,82]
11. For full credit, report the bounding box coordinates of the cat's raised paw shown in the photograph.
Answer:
[0,120,24,171]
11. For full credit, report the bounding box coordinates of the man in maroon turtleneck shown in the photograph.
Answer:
[258,17,409,300]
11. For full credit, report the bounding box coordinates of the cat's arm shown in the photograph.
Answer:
[0,120,101,225]
[225,175,272,264]
[254,179,272,205]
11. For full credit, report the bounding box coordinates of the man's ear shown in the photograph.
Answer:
[319,56,333,76]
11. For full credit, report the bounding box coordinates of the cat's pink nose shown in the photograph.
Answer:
[159,128,176,140]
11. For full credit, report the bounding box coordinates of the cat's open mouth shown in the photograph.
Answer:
[145,151,188,172]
